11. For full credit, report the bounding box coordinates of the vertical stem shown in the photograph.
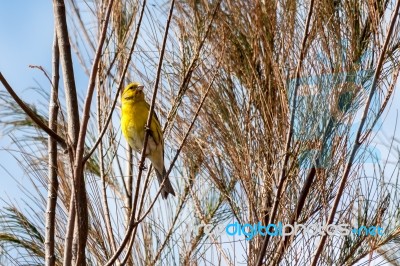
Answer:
[63,193,76,266]
[125,145,133,265]
[53,0,80,147]
[97,79,118,259]
[125,146,133,220]
[53,0,80,262]
[45,29,60,266]
[70,0,115,263]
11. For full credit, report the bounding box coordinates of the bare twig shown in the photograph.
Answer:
[123,145,133,265]
[44,29,60,266]
[97,79,118,260]
[67,0,96,52]
[63,187,76,266]
[54,0,82,261]
[0,72,66,148]
[29,65,53,86]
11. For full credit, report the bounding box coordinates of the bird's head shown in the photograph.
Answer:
[122,82,145,103]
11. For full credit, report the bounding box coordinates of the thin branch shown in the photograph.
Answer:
[123,145,133,265]
[29,65,53,86]
[44,29,60,266]
[360,59,400,143]
[67,0,96,52]
[62,149,77,266]
[311,1,400,265]
[0,72,66,149]
[97,80,118,260]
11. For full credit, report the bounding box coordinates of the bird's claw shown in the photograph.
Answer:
[139,163,148,171]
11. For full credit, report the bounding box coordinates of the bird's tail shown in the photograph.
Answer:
[155,167,176,199]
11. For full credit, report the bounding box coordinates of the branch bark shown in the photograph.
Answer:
[53,0,80,147]
[53,0,81,263]
[45,29,60,266]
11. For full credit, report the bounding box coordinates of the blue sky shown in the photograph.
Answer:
[0,1,53,88]
[0,1,91,207]
[0,1,55,206]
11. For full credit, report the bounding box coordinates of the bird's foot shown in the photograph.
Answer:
[139,162,148,171]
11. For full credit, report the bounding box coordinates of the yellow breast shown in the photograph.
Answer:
[121,101,149,151]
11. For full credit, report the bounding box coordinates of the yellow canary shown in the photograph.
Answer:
[121,82,175,199]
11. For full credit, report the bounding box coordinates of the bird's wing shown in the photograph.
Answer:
[144,101,163,147]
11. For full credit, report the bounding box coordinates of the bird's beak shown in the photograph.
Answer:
[137,85,144,91]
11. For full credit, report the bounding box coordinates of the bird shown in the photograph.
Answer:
[120,82,176,199]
